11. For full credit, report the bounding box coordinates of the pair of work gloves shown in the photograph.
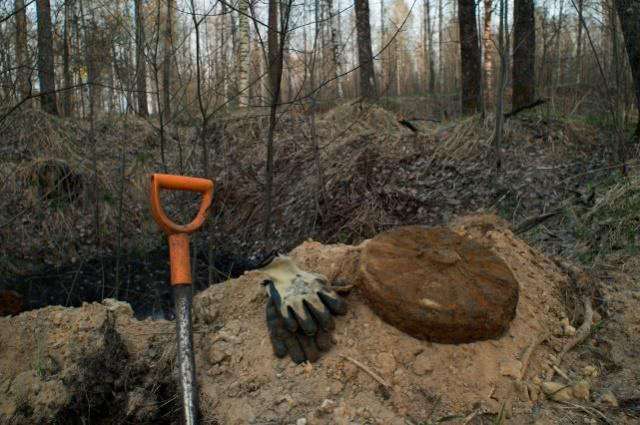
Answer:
[256,254,347,364]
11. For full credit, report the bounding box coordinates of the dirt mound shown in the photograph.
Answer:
[0,300,178,423]
[1,215,575,424]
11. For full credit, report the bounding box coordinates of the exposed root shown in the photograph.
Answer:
[546,297,593,380]
[519,332,549,381]
[559,297,594,358]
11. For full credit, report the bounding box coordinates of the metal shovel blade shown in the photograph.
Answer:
[173,285,198,425]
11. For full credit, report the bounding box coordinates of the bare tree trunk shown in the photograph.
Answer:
[425,0,436,93]
[15,0,31,103]
[355,0,377,99]
[328,0,344,98]
[575,0,583,84]
[395,37,401,95]
[513,0,536,109]
[492,0,508,173]
[267,0,280,99]
[483,0,494,106]
[238,0,250,106]
[36,0,59,115]
[380,0,386,93]
[189,0,215,284]
[264,0,281,241]
[108,47,116,112]
[134,0,149,117]
[438,0,443,92]
[220,1,228,105]
[458,0,481,114]
[613,0,640,141]
[62,0,74,116]
[552,0,564,109]
[163,0,173,122]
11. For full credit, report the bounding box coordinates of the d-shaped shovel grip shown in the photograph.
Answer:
[150,173,214,286]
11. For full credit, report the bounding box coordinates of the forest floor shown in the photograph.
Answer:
[1,101,640,423]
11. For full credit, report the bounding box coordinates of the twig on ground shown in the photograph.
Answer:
[559,401,614,425]
[462,408,482,424]
[340,354,391,389]
[552,365,571,382]
[519,332,549,380]
[504,98,548,119]
[515,210,561,234]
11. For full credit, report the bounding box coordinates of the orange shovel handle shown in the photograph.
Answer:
[150,173,215,285]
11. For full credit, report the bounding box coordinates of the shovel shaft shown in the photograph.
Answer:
[173,285,198,425]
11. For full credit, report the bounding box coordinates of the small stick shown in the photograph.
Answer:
[519,332,548,380]
[552,365,571,382]
[340,354,391,389]
[559,401,614,425]
[462,409,482,424]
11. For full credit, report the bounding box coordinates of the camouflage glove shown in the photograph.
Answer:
[265,297,333,363]
[258,255,347,335]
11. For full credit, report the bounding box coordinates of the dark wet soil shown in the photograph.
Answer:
[0,244,265,319]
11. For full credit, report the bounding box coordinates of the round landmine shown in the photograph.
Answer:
[359,226,519,343]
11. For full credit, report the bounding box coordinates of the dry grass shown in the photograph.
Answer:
[0,104,613,275]
[0,109,200,273]
[573,173,640,262]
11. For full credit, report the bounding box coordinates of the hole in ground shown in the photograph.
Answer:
[1,245,265,319]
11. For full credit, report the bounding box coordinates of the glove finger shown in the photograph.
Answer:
[318,290,348,316]
[283,334,307,364]
[296,333,320,363]
[281,307,298,333]
[291,300,317,336]
[304,299,335,331]
[315,328,333,352]
[267,281,299,332]
[266,299,288,358]
[265,297,280,328]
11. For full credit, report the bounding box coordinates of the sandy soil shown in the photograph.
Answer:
[1,215,637,424]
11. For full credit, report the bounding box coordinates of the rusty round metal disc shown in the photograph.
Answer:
[359,226,519,343]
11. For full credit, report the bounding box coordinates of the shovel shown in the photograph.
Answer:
[150,173,214,425]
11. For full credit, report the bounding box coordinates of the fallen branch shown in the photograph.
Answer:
[340,354,391,389]
[504,98,548,119]
[398,119,419,132]
[515,210,561,234]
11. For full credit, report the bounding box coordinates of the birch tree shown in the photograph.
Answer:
[237,0,250,106]
[328,0,344,98]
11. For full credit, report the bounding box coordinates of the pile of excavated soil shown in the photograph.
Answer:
[1,215,572,424]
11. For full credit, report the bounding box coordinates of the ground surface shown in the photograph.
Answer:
[1,104,639,423]
[1,215,638,424]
